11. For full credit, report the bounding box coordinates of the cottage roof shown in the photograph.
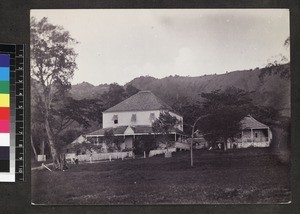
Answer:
[104,91,173,113]
[71,135,86,144]
[87,126,128,136]
[240,115,269,129]
[85,125,184,136]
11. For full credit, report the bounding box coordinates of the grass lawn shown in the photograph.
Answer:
[31,148,291,204]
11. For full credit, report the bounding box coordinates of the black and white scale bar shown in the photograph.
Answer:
[15,45,25,181]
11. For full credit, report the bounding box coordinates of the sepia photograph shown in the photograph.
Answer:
[30,9,291,205]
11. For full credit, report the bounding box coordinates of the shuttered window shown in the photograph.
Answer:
[112,115,118,124]
[149,113,155,121]
[131,114,137,122]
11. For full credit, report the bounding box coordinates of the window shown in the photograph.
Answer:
[149,113,155,121]
[255,133,258,138]
[131,114,137,122]
[112,115,118,124]
[180,119,183,127]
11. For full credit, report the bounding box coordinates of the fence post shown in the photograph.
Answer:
[109,155,112,162]
[144,151,146,158]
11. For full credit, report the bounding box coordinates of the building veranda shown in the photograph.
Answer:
[77,91,188,156]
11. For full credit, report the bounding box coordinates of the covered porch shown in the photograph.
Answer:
[84,125,189,152]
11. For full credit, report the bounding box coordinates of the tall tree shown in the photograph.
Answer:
[101,83,126,108]
[198,87,253,150]
[30,17,78,169]
[152,111,181,149]
[265,36,290,67]
[125,84,140,97]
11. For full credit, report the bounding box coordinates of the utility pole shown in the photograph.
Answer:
[190,114,210,167]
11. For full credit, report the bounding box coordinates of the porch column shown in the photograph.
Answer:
[251,129,253,144]
[241,130,244,143]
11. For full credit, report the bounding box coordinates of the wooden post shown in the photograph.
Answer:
[191,126,194,167]
[241,130,244,144]
[41,140,45,156]
[109,155,112,162]
[251,128,254,145]
[42,163,52,172]
[144,151,146,158]
[190,114,210,167]
[30,136,38,161]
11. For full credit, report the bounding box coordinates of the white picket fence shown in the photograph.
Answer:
[174,142,190,150]
[66,147,182,162]
[148,148,176,157]
[66,151,133,162]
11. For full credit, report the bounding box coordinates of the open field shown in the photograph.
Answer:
[31,148,291,204]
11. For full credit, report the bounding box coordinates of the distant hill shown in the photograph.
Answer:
[70,81,109,100]
[70,63,290,116]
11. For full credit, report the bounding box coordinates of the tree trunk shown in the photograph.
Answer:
[45,116,61,170]
[190,137,194,167]
[223,139,228,151]
[31,135,38,161]
[41,141,45,156]
[191,126,195,167]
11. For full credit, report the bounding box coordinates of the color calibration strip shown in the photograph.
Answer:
[0,44,25,182]
[15,45,25,181]
[0,53,12,181]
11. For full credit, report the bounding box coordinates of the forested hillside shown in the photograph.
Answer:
[70,63,290,117]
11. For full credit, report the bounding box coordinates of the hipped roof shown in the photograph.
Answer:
[240,115,269,129]
[104,91,173,113]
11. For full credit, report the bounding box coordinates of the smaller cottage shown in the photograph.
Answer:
[228,115,272,149]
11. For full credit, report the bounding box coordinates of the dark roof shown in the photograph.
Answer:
[85,125,184,136]
[87,126,128,136]
[240,115,269,129]
[104,91,173,113]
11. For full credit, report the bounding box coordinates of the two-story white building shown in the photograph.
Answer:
[85,91,185,151]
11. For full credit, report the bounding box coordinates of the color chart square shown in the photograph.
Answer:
[0,107,9,120]
[0,147,9,160]
[0,120,9,133]
[0,147,9,172]
[0,94,9,107]
[0,160,9,172]
[0,54,10,67]
[0,81,9,94]
[0,133,10,146]
[0,67,9,81]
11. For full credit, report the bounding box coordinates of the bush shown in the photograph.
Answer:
[122,148,133,152]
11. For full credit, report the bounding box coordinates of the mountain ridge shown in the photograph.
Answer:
[69,63,290,116]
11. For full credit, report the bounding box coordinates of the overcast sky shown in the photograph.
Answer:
[31,9,289,86]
